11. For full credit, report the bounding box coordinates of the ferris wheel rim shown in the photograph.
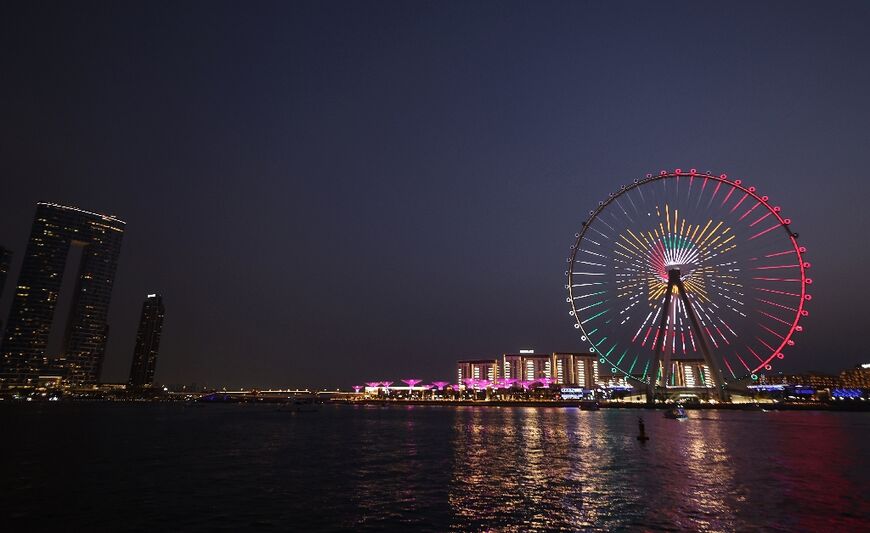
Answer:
[565,169,809,383]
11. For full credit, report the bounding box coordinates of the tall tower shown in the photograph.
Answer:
[0,246,11,334]
[0,203,125,387]
[128,294,165,388]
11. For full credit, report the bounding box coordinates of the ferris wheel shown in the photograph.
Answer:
[566,169,810,401]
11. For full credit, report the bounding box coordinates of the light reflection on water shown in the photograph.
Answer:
[1,404,868,531]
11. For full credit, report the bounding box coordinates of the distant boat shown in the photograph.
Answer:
[664,406,688,419]
[279,396,319,413]
[579,400,600,411]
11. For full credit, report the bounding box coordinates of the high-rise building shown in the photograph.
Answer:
[128,294,165,388]
[0,203,125,387]
[0,246,11,298]
[0,246,12,334]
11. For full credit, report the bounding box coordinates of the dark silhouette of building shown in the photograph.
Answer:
[128,294,165,388]
[0,203,125,387]
[0,246,11,334]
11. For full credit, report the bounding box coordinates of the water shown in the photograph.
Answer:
[2,404,868,531]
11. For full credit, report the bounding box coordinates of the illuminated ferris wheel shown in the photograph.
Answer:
[566,169,811,401]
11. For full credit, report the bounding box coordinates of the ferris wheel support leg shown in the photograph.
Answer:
[646,281,674,406]
[674,279,731,403]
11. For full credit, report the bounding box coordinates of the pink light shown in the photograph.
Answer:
[353,386,362,393]
[477,379,492,389]
[503,378,517,387]
[519,380,533,390]
[431,381,449,390]
[365,382,380,388]
[402,379,422,387]
[381,381,393,388]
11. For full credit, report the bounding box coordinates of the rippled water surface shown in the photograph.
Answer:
[2,404,868,531]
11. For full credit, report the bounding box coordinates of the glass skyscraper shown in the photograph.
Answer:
[0,246,11,296]
[128,294,165,388]
[0,203,125,387]
[0,246,11,334]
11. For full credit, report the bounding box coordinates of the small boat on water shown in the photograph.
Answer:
[579,400,600,411]
[664,406,688,419]
[278,396,319,413]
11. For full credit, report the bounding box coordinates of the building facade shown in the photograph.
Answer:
[568,353,602,388]
[839,364,870,388]
[456,352,606,387]
[502,353,553,382]
[0,203,125,386]
[128,294,166,388]
[669,359,714,388]
[456,359,498,384]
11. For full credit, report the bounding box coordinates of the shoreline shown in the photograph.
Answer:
[2,397,868,412]
[332,399,870,411]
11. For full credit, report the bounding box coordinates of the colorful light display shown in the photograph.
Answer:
[566,169,810,390]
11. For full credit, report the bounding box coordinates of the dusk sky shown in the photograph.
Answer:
[1,1,868,388]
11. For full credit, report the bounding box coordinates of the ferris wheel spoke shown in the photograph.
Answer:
[706,180,723,209]
[694,176,709,208]
[758,323,786,341]
[764,249,797,258]
[728,192,750,213]
[737,201,762,222]
[749,223,783,241]
[720,355,738,379]
[749,211,774,227]
[579,248,607,259]
[597,217,617,234]
[753,286,801,298]
[720,186,736,207]
[734,352,753,373]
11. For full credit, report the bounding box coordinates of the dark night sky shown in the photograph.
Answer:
[1,1,868,388]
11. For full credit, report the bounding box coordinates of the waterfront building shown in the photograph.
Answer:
[763,372,839,389]
[840,364,870,388]
[0,203,125,387]
[457,359,498,384]
[670,359,714,388]
[570,352,602,388]
[502,353,552,382]
[551,352,601,387]
[552,352,573,384]
[759,364,870,391]
[128,294,166,388]
[502,354,522,381]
